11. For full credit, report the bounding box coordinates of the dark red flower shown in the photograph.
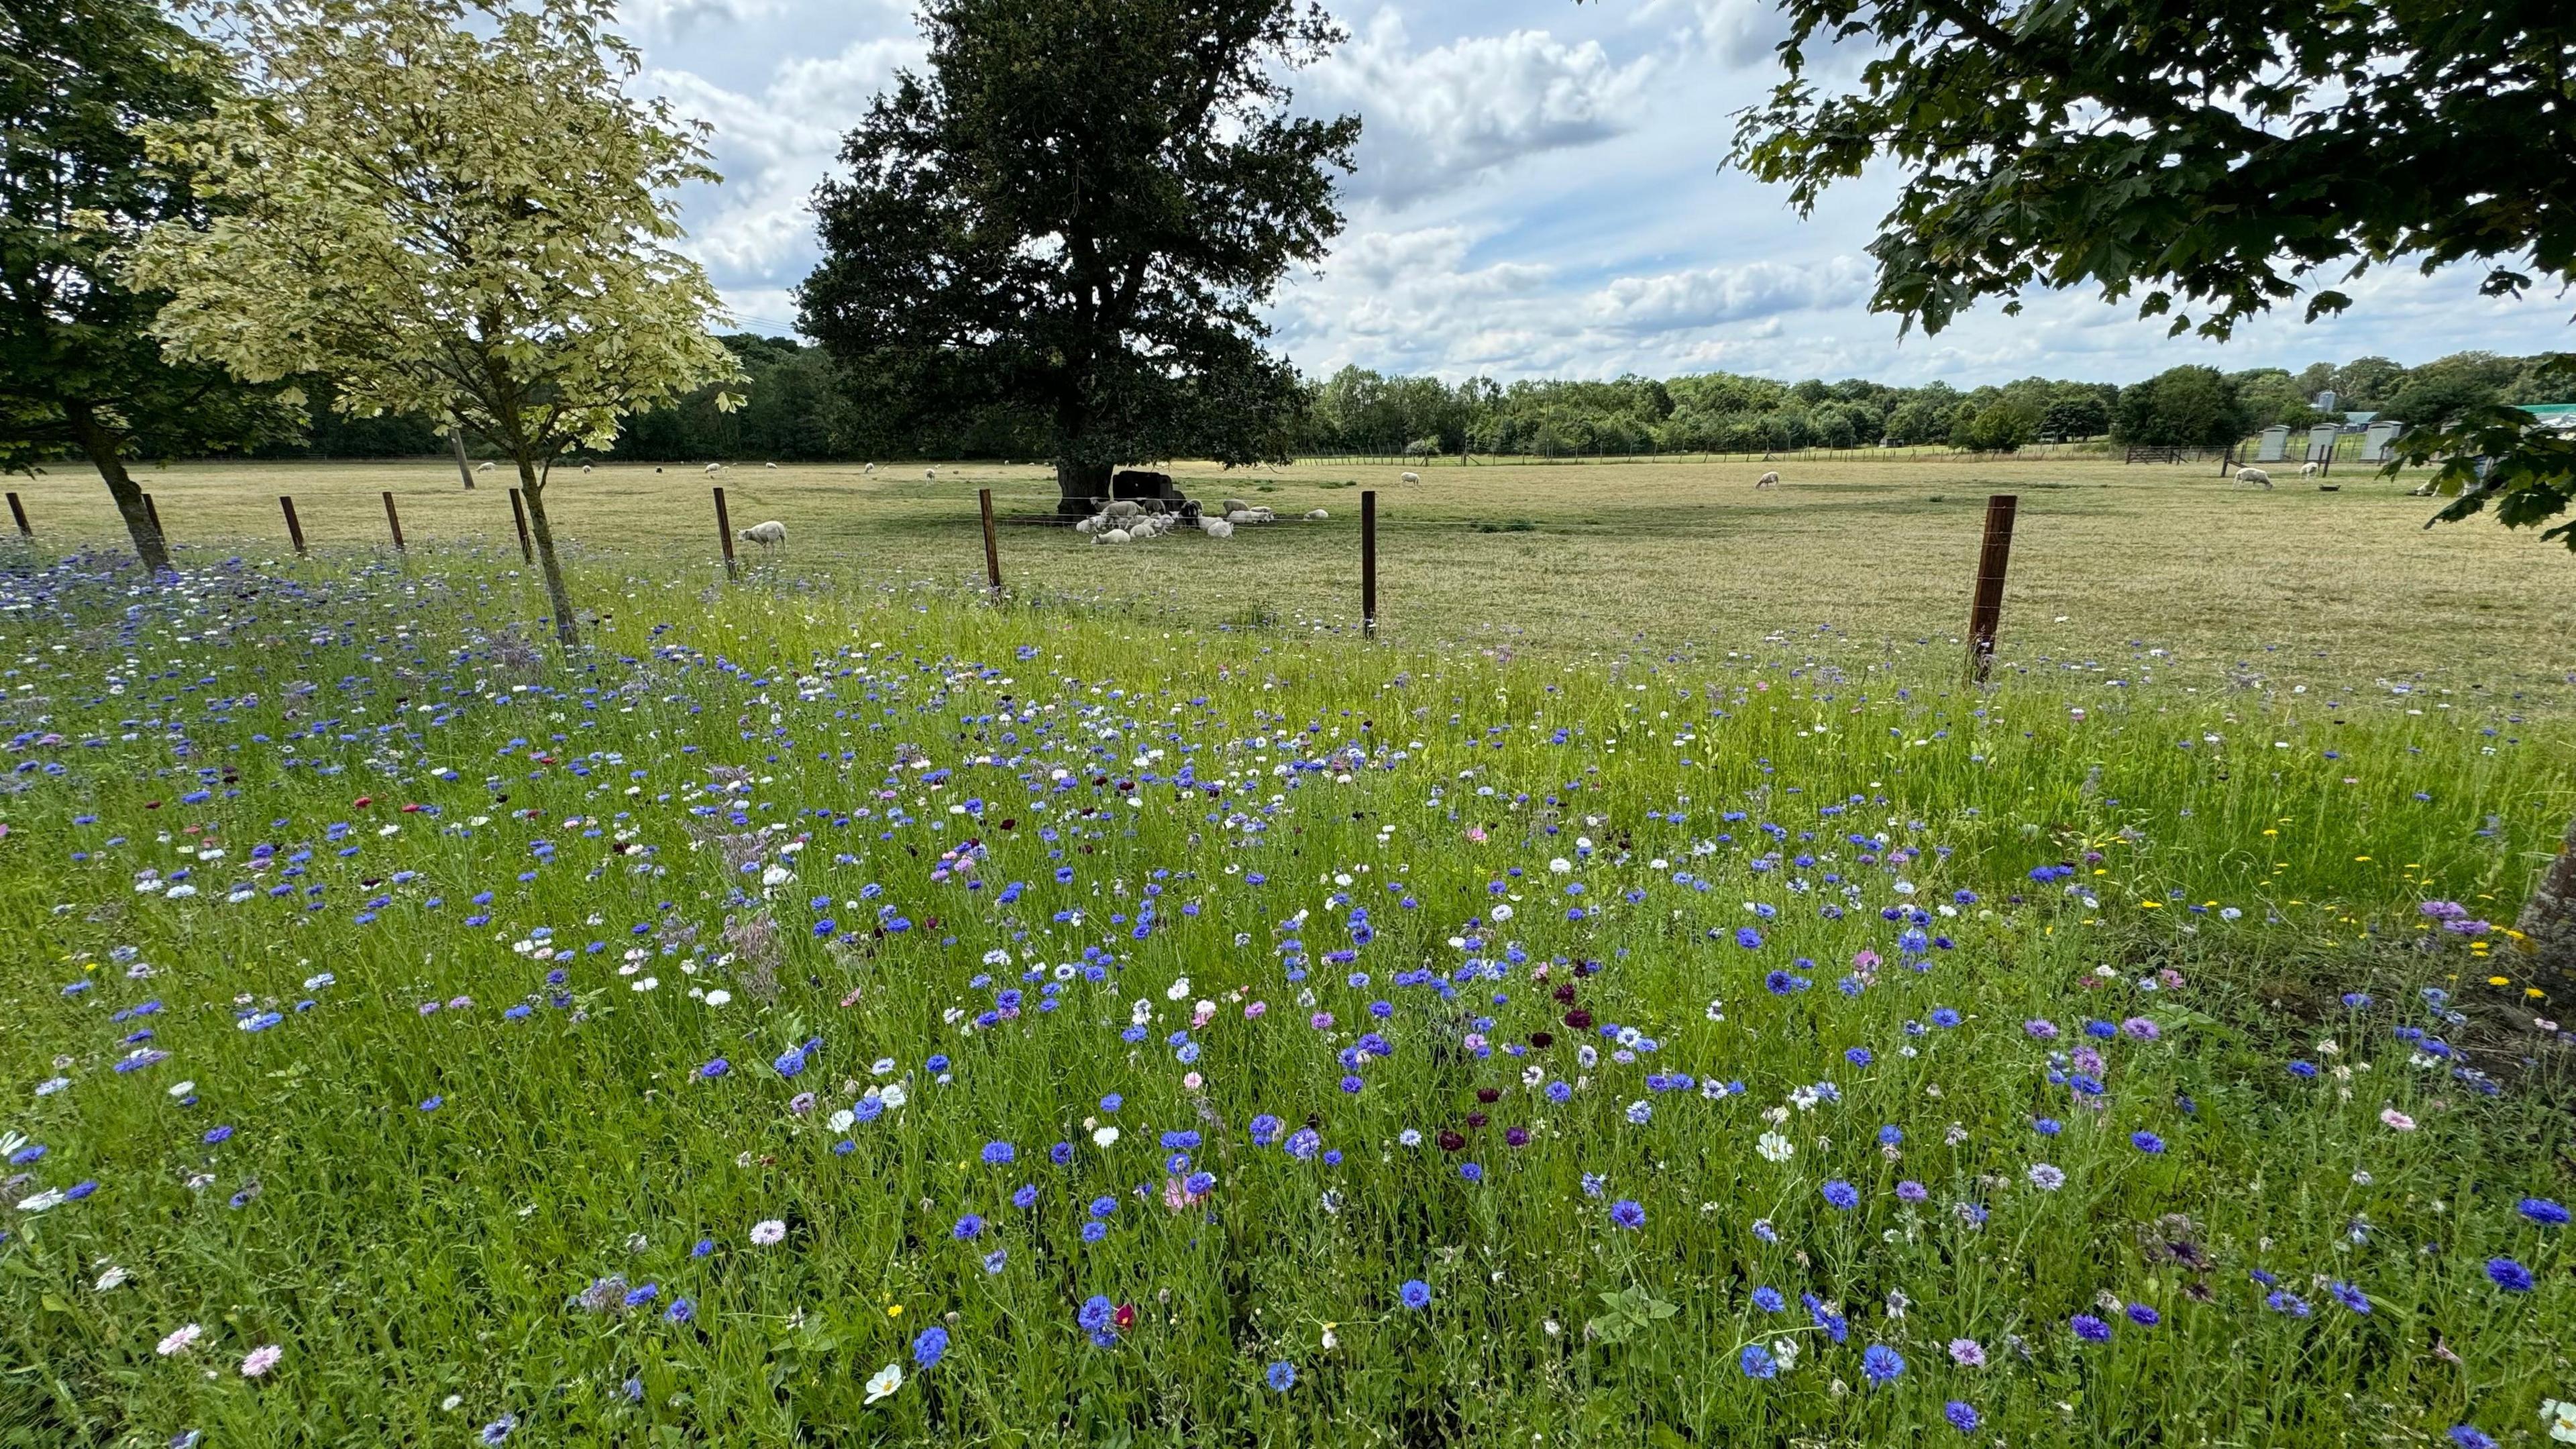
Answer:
[1465,1112,1489,1129]
[1474,1087,1500,1104]
[1564,1008,1593,1030]
[1505,1127,1529,1148]
[1436,1130,1466,1152]
[1528,1031,1554,1049]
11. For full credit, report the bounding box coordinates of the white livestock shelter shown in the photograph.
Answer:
[2361,421,2405,462]
[2305,424,2342,464]
[2255,425,2290,462]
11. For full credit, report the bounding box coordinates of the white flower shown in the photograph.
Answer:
[878,1083,907,1109]
[34,1077,69,1097]
[2378,1108,2416,1132]
[703,990,732,1008]
[1093,1126,1120,1148]
[1549,857,1571,874]
[1757,1132,1794,1163]
[749,1219,786,1246]
[760,865,794,887]
[630,976,658,991]
[2542,1398,2576,1443]
[157,1322,204,1356]
[1490,904,1513,922]
[871,1057,897,1076]
[827,1110,856,1133]
[95,1264,130,1291]
[16,1189,67,1213]
[863,1362,903,1404]
[169,1081,195,1098]
[1165,977,1191,1002]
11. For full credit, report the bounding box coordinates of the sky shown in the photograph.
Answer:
[625,0,2575,388]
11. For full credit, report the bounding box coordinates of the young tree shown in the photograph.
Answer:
[0,0,301,573]
[1724,0,2576,991]
[799,0,1360,514]
[130,0,741,643]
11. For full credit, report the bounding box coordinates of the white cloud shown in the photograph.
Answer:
[1311,10,1660,197]
[1591,258,1870,332]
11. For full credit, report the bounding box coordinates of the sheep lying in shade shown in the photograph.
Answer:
[1219,497,1250,516]
[1096,527,1132,544]
[1201,517,1234,538]
[1755,470,1779,488]
[1225,507,1277,525]
[2233,466,2273,488]
[737,520,787,549]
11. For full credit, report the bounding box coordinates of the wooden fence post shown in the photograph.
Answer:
[278,496,307,555]
[382,490,405,551]
[1361,488,1377,638]
[1966,494,2019,682]
[5,492,28,537]
[506,488,533,564]
[712,486,737,579]
[977,487,1003,599]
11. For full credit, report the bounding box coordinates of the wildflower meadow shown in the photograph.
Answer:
[3,549,2571,1446]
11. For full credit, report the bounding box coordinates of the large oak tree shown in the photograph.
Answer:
[799,0,1359,513]
[1,0,300,573]
[1721,0,2576,990]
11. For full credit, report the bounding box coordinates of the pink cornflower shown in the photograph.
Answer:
[240,1344,283,1377]
[2379,1108,2416,1132]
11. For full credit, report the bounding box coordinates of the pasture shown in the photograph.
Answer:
[1,460,2571,1446]
[8,449,2571,703]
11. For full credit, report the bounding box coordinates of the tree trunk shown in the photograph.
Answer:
[64,400,170,574]
[2517,812,2576,1004]
[449,427,477,490]
[1055,456,1112,517]
[515,459,580,646]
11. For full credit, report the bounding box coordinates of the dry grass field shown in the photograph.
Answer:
[7,449,2571,704]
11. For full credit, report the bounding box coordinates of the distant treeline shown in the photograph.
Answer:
[262,339,2571,463]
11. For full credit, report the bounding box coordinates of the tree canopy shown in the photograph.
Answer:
[1726,0,2576,546]
[0,0,301,572]
[798,0,1360,510]
[131,0,743,643]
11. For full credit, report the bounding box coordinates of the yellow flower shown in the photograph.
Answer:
[886,1304,903,1318]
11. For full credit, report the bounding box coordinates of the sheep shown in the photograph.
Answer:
[764,462,777,470]
[735,520,787,550]
[1102,500,1146,523]
[2300,461,2320,478]
[580,464,593,474]
[1096,527,1132,545]
[1220,497,1250,515]
[476,461,494,474]
[2233,466,2273,489]
[1074,517,1097,535]
[1201,517,1234,539]
[704,462,722,475]
[1754,470,1780,488]
[1400,470,1420,483]
[1305,508,1329,521]
[863,462,875,476]
[923,467,937,482]
[1225,506,1277,525]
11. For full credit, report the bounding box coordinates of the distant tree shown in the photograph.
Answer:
[2379,368,2503,431]
[802,0,1359,513]
[1725,0,2576,996]
[2112,366,2253,449]
[2330,357,2408,412]
[132,0,743,645]
[2039,388,2110,440]
[0,0,301,573]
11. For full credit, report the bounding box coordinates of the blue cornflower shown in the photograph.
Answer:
[1265,1360,1296,1392]
[952,1214,985,1240]
[1089,1195,1118,1218]
[2486,1257,2534,1292]
[1860,1344,1904,1387]
[913,1326,949,1368]
[2519,1197,2569,1226]
[1398,1279,1432,1310]
[2449,1430,2498,1449]
[1751,1287,1785,1312]
[1943,1401,1980,1433]
[982,1141,1015,1165]
[2125,1303,2160,1326]
[2070,1313,2111,1342]
[1821,1179,1860,1210]
[665,1296,694,1324]
[2329,1281,2370,1314]
[2131,1131,2166,1154]
[1011,1183,1038,1209]
[1609,1199,1646,1230]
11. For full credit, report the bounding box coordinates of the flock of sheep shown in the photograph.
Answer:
[1073,496,1330,545]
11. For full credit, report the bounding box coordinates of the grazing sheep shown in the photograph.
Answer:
[2233,466,2273,488]
[924,467,937,482]
[1096,527,1131,545]
[704,462,722,475]
[476,461,494,474]
[1754,470,1779,488]
[737,520,787,549]
[1306,508,1329,521]
[764,462,777,470]
[2300,461,2320,478]
[863,462,875,475]
[580,464,593,474]
[1400,470,1420,483]
[1201,517,1234,539]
